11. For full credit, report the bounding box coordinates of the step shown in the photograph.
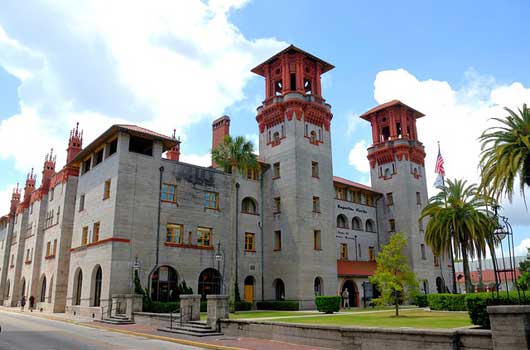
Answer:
[169,325,219,333]
[180,322,212,329]
[95,318,135,325]
[158,327,223,337]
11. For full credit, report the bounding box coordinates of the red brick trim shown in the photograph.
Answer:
[70,237,130,252]
[164,242,214,250]
[44,255,56,260]
[161,200,177,204]
[24,260,32,264]
[24,234,35,239]
[10,265,14,268]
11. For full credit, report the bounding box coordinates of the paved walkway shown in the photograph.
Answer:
[0,307,335,350]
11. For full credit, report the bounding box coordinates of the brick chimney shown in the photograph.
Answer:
[66,122,83,164]
[41,148,56,191]
[166,129,181,161]
[10,183,20,216]
[211,115,230,168]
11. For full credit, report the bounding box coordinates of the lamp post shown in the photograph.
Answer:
[132,256,141,294]
[215,242,224,294]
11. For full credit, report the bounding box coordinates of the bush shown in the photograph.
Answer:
[235,301,252,311]
[427,293,467,311]
[200,301,207,313]
[466,292,530,329]
[142,301,180,313]
[256,300,300,311]
[414,294,428,307]
[315,296,341,314]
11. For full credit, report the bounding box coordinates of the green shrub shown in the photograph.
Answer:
[315,296,341,314]
[427,293,467,311]
[200,301,207,313]
[142,301,180,313]
[466,292,530,329]
[256,300,300,311]
[235,301,252,311]
[414,294,428,307]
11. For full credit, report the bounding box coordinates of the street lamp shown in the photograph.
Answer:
[215,242,224,294]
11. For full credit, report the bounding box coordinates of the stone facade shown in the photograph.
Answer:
[0,45,447,314]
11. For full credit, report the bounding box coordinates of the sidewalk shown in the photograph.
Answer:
[0,307,334,350]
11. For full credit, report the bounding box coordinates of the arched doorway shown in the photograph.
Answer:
[314,277,323,296]
[20,278,26,300]
[73,268,82,306]
[93,266,102,307]
[342,280,358,307]
[40,275,47,303]
[244,276,255,303]
[151,266,178,302]
[436,277,444,294]
[273,279,285,301]
[198,268,221,300]
[5,280,10,300]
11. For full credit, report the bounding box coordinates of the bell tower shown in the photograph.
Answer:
[360,100,448,293]
[252,45,337,308]
[41,148,56,191]
[10,183,20,216]
[23,168,36,204]
[66,123,83,164]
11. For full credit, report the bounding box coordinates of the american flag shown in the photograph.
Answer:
[435,149,445,177]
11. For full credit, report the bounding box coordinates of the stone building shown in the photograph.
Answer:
[0,45,452,314]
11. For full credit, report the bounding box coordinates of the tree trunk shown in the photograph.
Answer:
[395,293,399,317]
[477,255,484,291]
[462,248,473,293]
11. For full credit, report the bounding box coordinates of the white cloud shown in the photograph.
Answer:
[348,140,370,173]
[0,183,17,217]
[514,236,530,256]
[180,153,212,167]
[0,0,285,209]
[346,112,361,136]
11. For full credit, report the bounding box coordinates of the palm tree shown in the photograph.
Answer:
[211,135,259,174]
[420,179,494,293]
[479,104,530,204]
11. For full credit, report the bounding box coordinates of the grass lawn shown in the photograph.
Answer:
[276,310,472,329]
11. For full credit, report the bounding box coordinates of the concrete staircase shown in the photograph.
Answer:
[95,313,135,325]
[158,320,223,337]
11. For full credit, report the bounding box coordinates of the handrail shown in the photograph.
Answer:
[100,300,122,320]
[169,304,193,328]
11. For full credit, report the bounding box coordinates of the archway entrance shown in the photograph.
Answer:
[74,269,82,306]
[244,276,254,303]
[342,280,358,307]
[20,278,26,300]
[273,279,285,301]
[93,266,102,307]
[40,276,47,303]
[198,268,221,301]
[151,266,178,302]
[436,277,444,293]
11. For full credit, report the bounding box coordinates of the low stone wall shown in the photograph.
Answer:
[65,305,102,319]
[220,320,493,350]
[133,312,174,329]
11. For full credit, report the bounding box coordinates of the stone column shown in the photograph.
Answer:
[488,305,530,350]
[180,294,200,322]
[207,294,229,330]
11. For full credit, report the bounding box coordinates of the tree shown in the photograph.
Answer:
[479,104,530,204]
[420,179,494,293]
[369,233,418,316]
[211,135,259,174]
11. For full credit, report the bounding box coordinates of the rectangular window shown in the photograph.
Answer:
[30,203,33,214]
[273,197,281,214]
[26,248,31,261]
[82,157,91,175]
[419,219,424,232]
[366,194,373,207]
[389,219,396,232]
[386,192,394,206]
[416,192,421,205]
[129,136,153,156]
[247,168,258,181]
[368,246,375,261]
[79,194,85,212]
[312,196,320,213]
[93,222,100,243]
[245,232,255,252]
[50,187,54,201]
[46,242,51,257]
[82,226,88,245]
[161,184,177,202]
[340,243,348,260]
[94,148,104,166]
[103,179,111,200]
[204,191,219,209]
[311,161,319,178]
[421,244,426,260]
[53,239,57,255]
[273,162,280,178]
[314,230,321,250]
[197,227,212,247]
[335,187,346,200]
[166,223,183,244]
[353,191,361,204]
[56,206,60,224]
[274,230,282,251]
[26,223,32,237]
[107,138,118,157]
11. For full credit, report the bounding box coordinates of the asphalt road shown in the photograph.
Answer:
[0,311,207,350]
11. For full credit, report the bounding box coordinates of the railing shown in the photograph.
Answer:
[169,304,193,328]
[100,300,121,320]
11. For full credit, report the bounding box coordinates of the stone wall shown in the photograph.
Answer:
[220,320,493,350]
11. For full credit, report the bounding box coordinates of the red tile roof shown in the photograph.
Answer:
[360,99,425,121]
[455,269,521,284]
[333,176,379,193]
[337,260,377,277]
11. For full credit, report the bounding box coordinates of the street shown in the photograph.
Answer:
[0,311,206,350]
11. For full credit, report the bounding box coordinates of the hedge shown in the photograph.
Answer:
[235,301,252,311]
[466,292,530,329]
[427,293,467,311]
[142,301,180,313]
[413,294,428,308]
[256,300,300,311]
[315,296,341,314]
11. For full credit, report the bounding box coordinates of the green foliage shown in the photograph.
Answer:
[370,233,419,316]
[464,292,530,328]
[516,271,530,290]
[256,301,300,311]
[201,301,207,313]
[234,282,241,302]
[519,255,530,273]
[427,293,467,311]
[315,296,341,314]
[178,280,193,295]
[134,270,144,295]
[413,294,428,307]
[235,301,252,311]
[142,301,180,313]
[211,135,259,174]
[479,104,530,203]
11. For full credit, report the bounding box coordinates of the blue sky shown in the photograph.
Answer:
[0,0,529,254]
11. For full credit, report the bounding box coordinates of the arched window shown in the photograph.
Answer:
[366,219,375,232]
[273,132,280,144]
[352,217,362,231]
[20,278,26,299]
[40,276,47,303]
[74,269,82,305]
[314,277,323,296]
[310,130,317,144]
[151,266,178,302]
[5,280,10,299]
[93,266,102,307]
[273,279,285,301]
[241,197,257,214]
[198,268,222,301]
[336,214,348,229]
